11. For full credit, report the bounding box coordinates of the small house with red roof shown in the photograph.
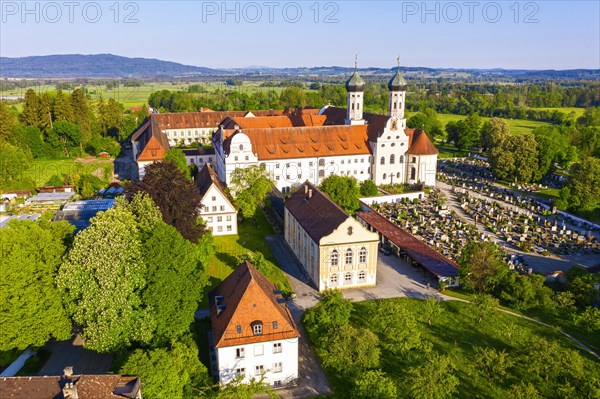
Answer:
[208,261,299,387]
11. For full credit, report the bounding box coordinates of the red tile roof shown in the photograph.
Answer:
[0,375,141,399]
[223,125,371,160]
[284,182,349,242]
[407,129,439,155]
[209,261,299,348]
[195,163,232,203]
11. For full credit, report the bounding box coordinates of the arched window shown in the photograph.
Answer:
[390,154,395,164]
[330,274,338,286]
[397,172,400,178]
[383,173,387,180]
[351,103,355,110]
[399,155,404,163]
[410,167,416,180]
[358,271,366,282]
[359,247,367,263]
[331,250,339,266]
[344,272,353,285]
[380,156,385,165]
[345,248,353,265]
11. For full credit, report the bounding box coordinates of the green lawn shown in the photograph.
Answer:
[21,158,113,187]
[199,209,292,307]
[444,288,600,355]
[308,297,600,399]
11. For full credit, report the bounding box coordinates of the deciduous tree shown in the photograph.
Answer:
[229,165,274,219]
[458,241,508,293]
[352,370,397,399]
[405,353,459,399]
[0,220,74,351]
[479,117,510,151]
[359,179,379,197]
[56,205,154,352]
[320,175,360,214]
[127,161,205,242]
[321,324,380,374]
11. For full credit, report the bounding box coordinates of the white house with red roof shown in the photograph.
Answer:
[208,261,299,388]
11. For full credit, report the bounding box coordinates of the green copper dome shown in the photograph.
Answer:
[388,67,407,91]
[345,69,365,92]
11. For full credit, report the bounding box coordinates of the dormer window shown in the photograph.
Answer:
[273,321,278,330]
[251,321,263,336]
[237,324,242,334]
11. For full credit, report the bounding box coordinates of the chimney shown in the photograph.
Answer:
[64,366,73,377]
[62,382,79,399]
[308,189,313,199]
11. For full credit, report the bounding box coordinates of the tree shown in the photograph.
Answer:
[498,273,555,311]
[474,347,514,381]
[38,92,53,133]
[525,338,565,381]
[141,222,209,346]
[479,117,510,151]
[359,179,379,197]
[229,165,274,219]
[573,307,600,332]
[405,353,459,399]
[371,300,425,355]
[352,370,397,399]
[446,113,481,150]
[319,175,360,214]
[0,220,74,351]
[533,126,576,177]
[279,87,306,111]
[458,241,508,293]
[0,142,30,186]
[508,383,542,399]
[566,266,600,307]
[423,296,443,327]
[127,161,205,242]
[407,108,443,139]
[119,338,210,399]
[0,100,17,140]
[320,324,380,374]
[70,88,92,146]
[562,157,600,213]
[472,294,499,323]
[10,125,45,158]
[53,90,74,123]
[56,205,154,352]
[20,88,40,127]
[164,148,190,178]
[46,120,82,157]
[488,134,539,183]
[303,289,353,341]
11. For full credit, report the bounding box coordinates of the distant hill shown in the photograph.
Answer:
[1,54,598,80]
[0,54,220,78]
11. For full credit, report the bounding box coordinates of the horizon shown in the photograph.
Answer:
[2,52,599,72]
[1,1,598,70]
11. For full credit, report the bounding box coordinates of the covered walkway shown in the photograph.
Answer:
[356,211,459,287]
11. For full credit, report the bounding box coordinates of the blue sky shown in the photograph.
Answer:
[1,1,599,69]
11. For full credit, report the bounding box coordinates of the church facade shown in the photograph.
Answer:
[212,66,439,192]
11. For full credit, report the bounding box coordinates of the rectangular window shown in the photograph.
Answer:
[273,380,282,388]
[217,216,222,222]
[207,217,213,222]
[254,345,264,356]
[255,365,264,376]
[234,156,238,161]
[217,226,223,232]
[253,324,263,335]
[273,321,278,330]
[309,161,314,167]
[220,206,225,211]
[236,348,245,358]
[212,206,217,212]
[211,196,216,201]
[226,215,232,221]
[227,225,232,231]
[273,342,282,353]
[272,362,283,373]
[245,156,249,161]
[276,163,280,169]
[276,176,280,181]
[236,367,245,377]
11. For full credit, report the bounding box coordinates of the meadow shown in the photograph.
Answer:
[306,297,600,399]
